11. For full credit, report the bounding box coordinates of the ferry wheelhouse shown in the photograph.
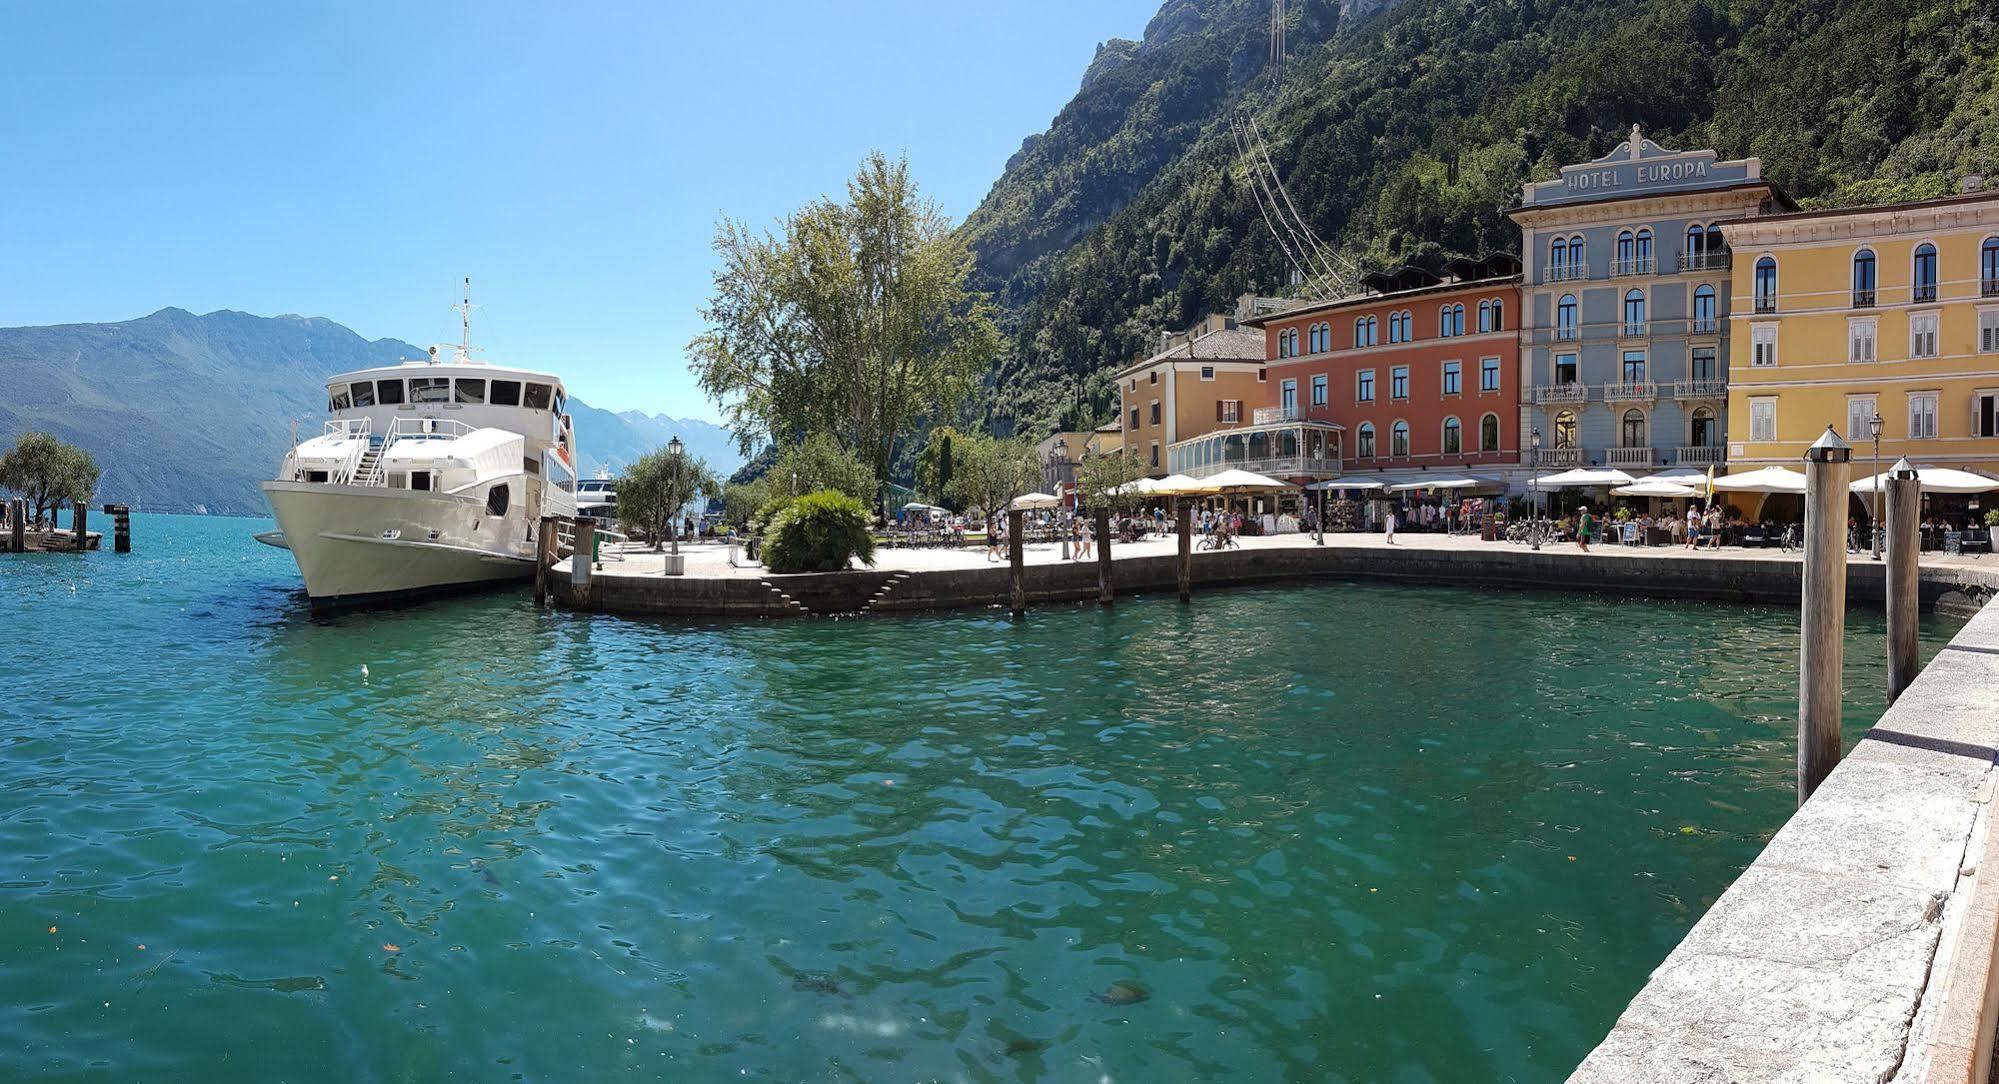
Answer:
[259,338,579,608]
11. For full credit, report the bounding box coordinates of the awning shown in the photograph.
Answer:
[1612,480,1700,498]
[1150,474,1207,496]
[1307,476,1386,492]
[1531,468,1637,490]
[1848,466,1999,495]
[1009,492,1061,510]
[1182,469,1293,494]
[1386,476,1499,493]
[1712,467,1807,494]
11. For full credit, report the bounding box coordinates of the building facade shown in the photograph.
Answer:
[1718,188,1999,478]
[1510,126,1794,475]
[1116,311,1272,477]
[1244,259,1523,488]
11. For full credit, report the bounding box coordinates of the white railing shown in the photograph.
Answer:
[1533,384,1589,404]
[1541,265,1588,284]
[1673,380,1726,401]
[1253,405,1302,424]
[1691,317,1719,334]
[1611,258,1656,277]
[387,417,474,441]
[1675,446,1725,466]
[1602,382,1658,402]
[1621,321,1649,338]
[1679,251,1730,272]
[324,417,371,438]
[1533,448,1582,468]
[1183,455,1341,481]
[1607,447,1655,468]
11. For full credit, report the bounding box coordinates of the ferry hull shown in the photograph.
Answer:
[260,481,533,609]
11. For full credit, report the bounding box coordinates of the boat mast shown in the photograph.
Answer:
[452,277,477,362]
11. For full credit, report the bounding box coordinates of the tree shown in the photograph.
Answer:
[915,426,962,507]
[770,434,876,506]
[0,432,99,523]
[688,152,1001,502]
[617,448,718,550]
[1077,448,1148,519]
[945,433,1040,526]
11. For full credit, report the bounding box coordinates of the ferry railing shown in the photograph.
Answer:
[325,417,372,485]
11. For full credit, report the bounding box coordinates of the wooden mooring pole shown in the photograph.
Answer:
[1799,426,1852,806]
[571,515,594,603]
[104,504,130,553]
[1885,458,1921,704]
[9,498,24,553]
[533,514,556,606]
[1177,502,1192,603]
[72,502,87,552]
[1007,508,1025,619]
[1095,509,1113,606]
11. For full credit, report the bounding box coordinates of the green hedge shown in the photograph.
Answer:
[762,490,876,574]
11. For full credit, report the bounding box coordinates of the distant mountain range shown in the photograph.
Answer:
[0,307,739,516]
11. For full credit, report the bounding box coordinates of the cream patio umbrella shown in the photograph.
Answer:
[1847,466,1999,494]
[1711,466,1807,494]
[1611,479,1701,498]
[1529,467,1638,489]
[1009,492,1061,510]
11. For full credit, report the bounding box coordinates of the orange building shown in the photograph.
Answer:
[1241,257,1526,490]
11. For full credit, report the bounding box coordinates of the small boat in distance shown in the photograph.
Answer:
[576,470,618,519]
[258,285,578,609]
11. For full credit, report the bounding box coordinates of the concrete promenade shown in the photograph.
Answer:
[557,530,1999,618]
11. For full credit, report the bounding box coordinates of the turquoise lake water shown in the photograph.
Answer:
[0,513,1965,1081]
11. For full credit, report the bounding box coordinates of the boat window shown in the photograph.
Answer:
[486,484,509,516]
[305,470,329,483]
[329,385,352,411]
[544,450,576,493]
[490,379,522,407]
[455,378,486,404]
[387,472,407,488]
[376,378,405,405]
[351,381,376,407]
[553,390,567,417]
[410,472,432,492]
[410,377,450,404]
[524,383,552,410]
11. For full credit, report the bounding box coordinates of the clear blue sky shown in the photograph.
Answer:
[0,1,1159,422]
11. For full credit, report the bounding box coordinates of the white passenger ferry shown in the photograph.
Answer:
[259,301,578,609]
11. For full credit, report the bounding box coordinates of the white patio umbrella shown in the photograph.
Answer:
[1009,492,1061,510]
[1711,466,1807,494]
[1307,476,1386,491]
[1848,466,1999,494]
[901,501,948,513]
[1611,479,1700,498]
[1530,468,1637,490]
[1204,469,1293,492]
[1152,474,1205,496]
[1387,476,1498,492]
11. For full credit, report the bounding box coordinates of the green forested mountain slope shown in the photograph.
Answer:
[0,309,739,515]
[966,0,1999,435]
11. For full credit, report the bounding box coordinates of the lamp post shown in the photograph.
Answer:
[1055,437,1071,560]
[663,435,686,576]
[1529,427,1543,551]
[1868,411,1884,560]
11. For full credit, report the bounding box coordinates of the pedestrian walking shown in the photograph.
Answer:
[1577,506,1594,552]
[1384,507,1397,545]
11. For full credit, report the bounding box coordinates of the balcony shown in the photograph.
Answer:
[1533,448,1582,468]
[1253,405,1301,424]
[1533,383,1589,405]
[1606,447,1656,468]
[1852,288,1876,308]
[1754,299,1777,314]
[1541,265,1588,285]
[1555,326,1579,342]
[1183,455,1342,480]
[1914,284,1938,304]
[1983,278,1999,298]
[1691,317,1719,335]
[1611,257,1656,277]
[1679,251,1731,272]
[1675,446,1725,466]
[1602,382,1658,402]
[1673,380,1727,401]
[1620,322,1650,339]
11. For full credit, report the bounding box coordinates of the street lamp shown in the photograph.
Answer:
[1054,437,1071,560]
[1530,427,1543,551]
[1868,412,1884,560]
[666,436,685,572]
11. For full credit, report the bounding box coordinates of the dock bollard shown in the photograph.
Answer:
[571,515,594,601]
[1885,458,1921,704]
[72,503,88,552]
[1007,509,1025,619]
[1798,426,1852,806]
[1095,509,1113,606]
[1177,503,1192,604]
[9,498,23,553]
[533,514,557,606]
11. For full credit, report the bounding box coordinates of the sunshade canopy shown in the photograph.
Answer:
[1531,468,1637,490]
[1387,476,1497,493]
[901,502,948,513]
[1185,469,1292,493]
[1009,492,1061,510]
[1307,476,1386,491]
[1611,480,1700,498]
[1711,466,1807,494]
[1848,466,1999,494]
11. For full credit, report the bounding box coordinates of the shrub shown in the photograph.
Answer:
[750,496,792,538]
[762,490,876,574]
[1985,509,1999,528]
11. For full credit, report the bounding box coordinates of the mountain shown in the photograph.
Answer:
[964,0,1999,435]
[0,308,738,515]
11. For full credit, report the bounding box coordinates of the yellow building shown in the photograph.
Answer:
[1719,189,1999,490]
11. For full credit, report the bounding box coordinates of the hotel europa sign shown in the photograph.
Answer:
[1564,158,1712,194]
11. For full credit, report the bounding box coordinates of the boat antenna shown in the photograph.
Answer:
[452,277,477,362]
